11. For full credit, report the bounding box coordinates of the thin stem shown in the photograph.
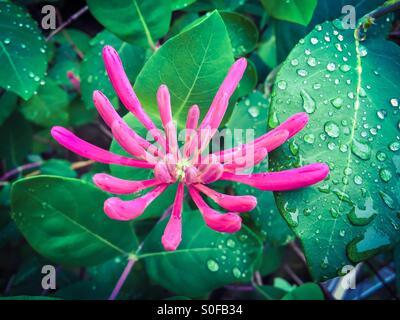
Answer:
[108,256,137,300]
[45,6,89,41]
[0,161,43,181]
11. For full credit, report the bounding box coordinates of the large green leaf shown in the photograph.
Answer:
[220,11,258,57]
[260,0,318,26]
[274,0,385,62]
[80,30,146,110]
[281,283,324,300]
[87,0,172,48]
[109,114,178,220]
[11,176,137,266]
[0,1,48,100]
[20,79,69,127]
[134,11,234,128]
[226,91,294,245]
[269,20,400,280]
[0,112,33,169]
[140,211,263,297]
[0,90,18,125]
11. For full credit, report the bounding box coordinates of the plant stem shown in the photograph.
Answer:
[0,161,43,181]
[45,6,89,41]
[108,256,137,300]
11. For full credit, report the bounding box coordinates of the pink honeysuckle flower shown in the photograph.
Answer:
[51,45,330,251]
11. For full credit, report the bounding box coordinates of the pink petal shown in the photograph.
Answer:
[223,147,268,173]
[199,58,247,131]
[183,105,200,158]
[51,126,154,168]
[198,163,223,184]
[221,163,330,191]
[162,183,184,251]
[154,161,175,183]
[165,122,180,160]
[261,112,309,142]
[66,71,80,91]
[193,184,257,212]
[93,174,160,194]
[104,184,168,221]
[93,90,164,158]
[184,166,200,184]
[102,46,166,149]
[215,129,289,161]
[164,153,177,179]
[111,119,157,163]
[157,85,172,128]
[188,186,242,233]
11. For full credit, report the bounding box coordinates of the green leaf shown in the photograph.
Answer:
[20,79,69,127]
[0,112,33,169]
[40,159,77,178]
[87,0,172,48]
[237,60,258,97]
[274,0,386,62]
[134,11,234,128]
[11,176,137,266]
[226,91,294,245]
[171,0,198,10]
[0,1,48,100]
[0,90,18,125]
[258,245,283,276]
[260,0,317,26]
[140,211,263,297]
[220,11,259,57]
[281,283,324,300]
[80,30,146,110]
[110,114,178,220]
[269,21,400,280]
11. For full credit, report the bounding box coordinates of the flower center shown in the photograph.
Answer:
[175,158,191,182]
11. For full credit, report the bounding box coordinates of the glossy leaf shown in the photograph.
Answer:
[87,0,172,47]
[20,79,69,127]
[11,176,137,266]
[140,211,263,297]
[0,1,47,100]
[134,11,234,127]
[226,91,294,245]
[260,0,318,26]
[80,30,146,110]
[269,21,400,280]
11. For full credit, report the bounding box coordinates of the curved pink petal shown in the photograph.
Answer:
[111,119,156,163]
[262,112,309,142]
[183,105,200,158]
[198,163,223,184]
[193,183,257,212]
[154,161,175,183]
[102,46,166,149]
[221,163,330,191]
[93,174,160,194]
[93,90,164,158]
[215,129,289,161]
[162,183,184,251]
[184,166,200,184]
[51,126,154,168]
[188,186,241,233]
[104,184,168,221]
[223,147,268,173]
[157,85,172,128]
[199,58,247,131]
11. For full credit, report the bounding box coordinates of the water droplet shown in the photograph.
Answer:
[227,239,236,248]
[3,38,10,44]
[232,267,241,279]
[348,198,376,226]
[248,106,260,118]
[310,37,319,45]
[390,98,399,108]
[207,259,219,272]
[389,142,400,152]
[297,69,308,77]
[289,141,299,156]
[320,256,329,269]
[339,230,346,237]
[351,139,371,160]
[379,168,392,182]
[303,133,315,144]
[326,63,336,72]
[291,59,299,66]
[301,89,316,114]
[353,175,363,185]
[331,97,343,109]
[379,191,395,209]
[376,151,387,162]
[324,121,340,138]
[277,80,287,90]
[307,57,317,67]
